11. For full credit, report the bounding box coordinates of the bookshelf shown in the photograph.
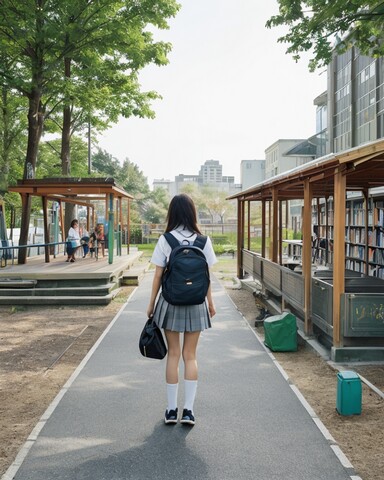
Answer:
[312,196,384,277]
[312,197,333,265]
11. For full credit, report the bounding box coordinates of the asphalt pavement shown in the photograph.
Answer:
[3,273,361,480]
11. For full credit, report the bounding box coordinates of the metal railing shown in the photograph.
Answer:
[0,241,68,267]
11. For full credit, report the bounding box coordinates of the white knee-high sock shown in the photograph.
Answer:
[184,379,198,413]
[166,383,178,412]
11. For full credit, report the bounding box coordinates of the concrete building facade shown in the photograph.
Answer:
[327,48,384,154]
[153,159,242,196]
[265,139,309,179]
[240,160,265,190]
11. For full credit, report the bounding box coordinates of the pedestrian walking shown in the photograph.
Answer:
[147,194,217,426]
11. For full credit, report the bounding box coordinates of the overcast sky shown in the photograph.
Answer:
[97,0,327,186]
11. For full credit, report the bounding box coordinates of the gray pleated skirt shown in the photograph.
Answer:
[153,294,212,332]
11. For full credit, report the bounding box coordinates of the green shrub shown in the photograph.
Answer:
[211,235,228,245]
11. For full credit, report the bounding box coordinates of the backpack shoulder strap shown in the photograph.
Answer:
[193,234,208,250]
[163,232,180,250]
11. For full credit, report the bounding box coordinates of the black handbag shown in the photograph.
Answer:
[139,317,167,359]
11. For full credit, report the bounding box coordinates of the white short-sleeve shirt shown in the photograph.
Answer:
[151,228,217,268]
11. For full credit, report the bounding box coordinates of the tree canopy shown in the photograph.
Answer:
[266,1,384,71]
[91,148,170,224]
[0,0,180,261]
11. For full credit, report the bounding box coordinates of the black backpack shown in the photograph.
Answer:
[161,232,210,306]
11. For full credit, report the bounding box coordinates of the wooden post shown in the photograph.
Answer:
[333,167,346,347]
[237,199,244,278]
[278,199,282,264]
[325,196,329,264]
[303,179,313,334]
[118,197,123,256]
[42,196,50,263]
[271,188,278,263]
[261,200,266,258]
[127,199,130,254]
[59,200,65,249]
[247,200,251,250]
[108,193,114,264]
[285,200,289,239]
[363,189,369,275]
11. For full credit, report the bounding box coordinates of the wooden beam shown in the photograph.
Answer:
[333,167,346,347]
[303,179,313,334]
[45,196,94,208]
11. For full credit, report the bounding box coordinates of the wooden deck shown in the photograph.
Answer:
[0,250,145,305]
[0,250,143,281]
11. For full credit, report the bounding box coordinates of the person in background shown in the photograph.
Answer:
[146,194,217,426]
[89,230,97,258]
[95,223,105,257]
[66,219,81,263]
[80,225,90,258]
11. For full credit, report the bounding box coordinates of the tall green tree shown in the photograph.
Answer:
[200,188,230,225]
[38,137,89,178]
[0,87,26,192]
[91,148,122,179]
[0,0,180,262]
[142,186,169,223]
[266,1,384,71]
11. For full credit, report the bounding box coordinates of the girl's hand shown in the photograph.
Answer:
[208,302,216,318]
[147,303,154,318]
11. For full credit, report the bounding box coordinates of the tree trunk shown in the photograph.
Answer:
[18,90,44,264]
[61,55,75,234]
[0,88,10,193]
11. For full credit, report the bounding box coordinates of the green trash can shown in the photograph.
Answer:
[263,312,298,352]
[336,371,362,416]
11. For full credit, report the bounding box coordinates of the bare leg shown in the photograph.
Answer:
[164,330,181,384]
[182,331,201,380]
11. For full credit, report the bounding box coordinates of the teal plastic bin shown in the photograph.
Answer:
[263,312,298,352]
[336,371,362,415]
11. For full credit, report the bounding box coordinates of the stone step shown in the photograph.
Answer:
[0,289,121,306]
[121,266,147,286]
[0,283,117,297]
[0,279,38,288]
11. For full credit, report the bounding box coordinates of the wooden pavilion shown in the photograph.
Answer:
[229,139,384,361]
[8,177,134,265]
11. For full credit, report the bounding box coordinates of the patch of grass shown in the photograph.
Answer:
[10,306,27,314]
[211,255,237,276]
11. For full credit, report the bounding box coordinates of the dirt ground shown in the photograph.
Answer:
[222,285,384,480]
[0,265,383,480]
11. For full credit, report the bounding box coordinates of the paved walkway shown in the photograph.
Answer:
[3,274,361,480]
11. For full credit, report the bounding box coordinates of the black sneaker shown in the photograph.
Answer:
[180,409,195,425]
[164,408,178,424]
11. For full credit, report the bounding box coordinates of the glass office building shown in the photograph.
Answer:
[329,48,384,153]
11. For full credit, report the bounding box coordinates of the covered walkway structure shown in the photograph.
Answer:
[8,177,133,265]
[229,139,384,361]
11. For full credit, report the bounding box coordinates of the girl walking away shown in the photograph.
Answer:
[147,194,217,426]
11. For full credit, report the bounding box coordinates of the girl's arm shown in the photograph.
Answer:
[147,265,164,318]
[206,281,216,318]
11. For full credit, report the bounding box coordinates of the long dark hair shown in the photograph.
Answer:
[165,194,202,234]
